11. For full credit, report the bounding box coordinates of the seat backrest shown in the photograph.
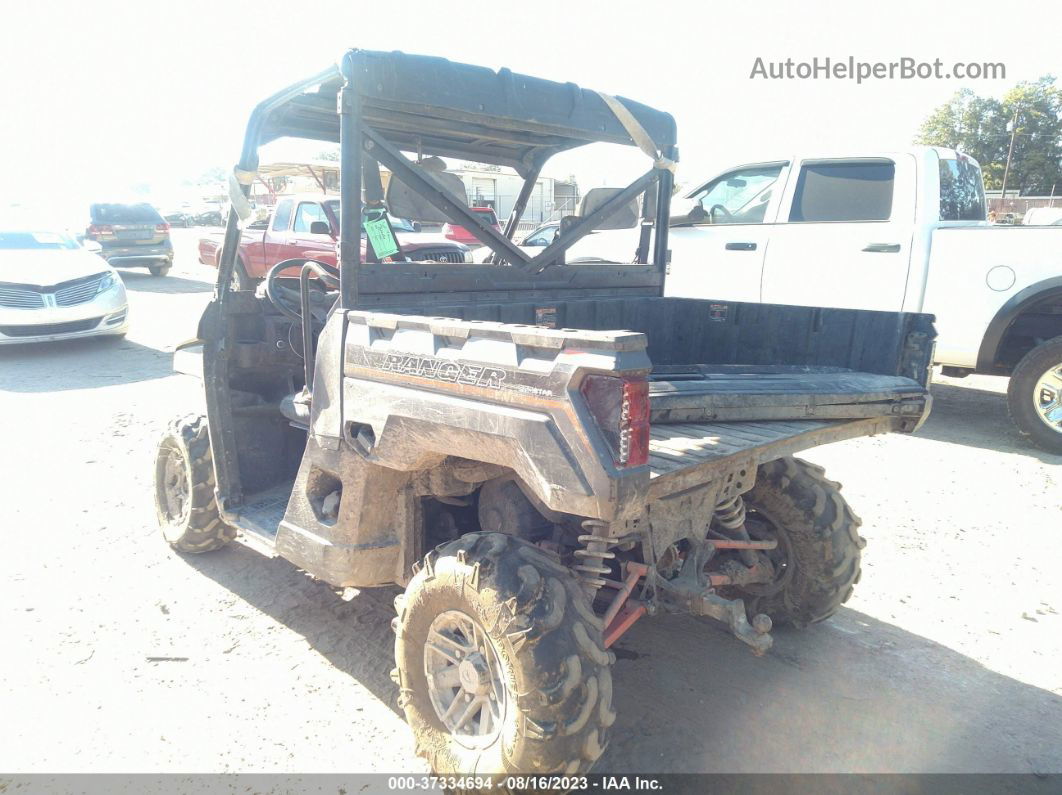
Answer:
[385,158,468,222]
[578,187,639,229]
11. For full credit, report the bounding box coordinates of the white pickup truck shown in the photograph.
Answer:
[568,147,1062,452]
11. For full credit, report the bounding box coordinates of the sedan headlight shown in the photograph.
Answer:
[96,272,118,294]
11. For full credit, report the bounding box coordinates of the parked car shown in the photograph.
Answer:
[198,195,470,289]
[163,209,194,227]
[1021,207,1062,226]
[442,205,501,245]
[520,221,559,246]
[85,202,173,277]
[569,147,1062,452]
[0,227,128,344]
[193,207,225,226]
[472,221,562,262]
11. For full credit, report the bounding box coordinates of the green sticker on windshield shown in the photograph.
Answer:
[364,214,399,259]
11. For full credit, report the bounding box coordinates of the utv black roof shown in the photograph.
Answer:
[242,50,677,175]
[223,49,677,306]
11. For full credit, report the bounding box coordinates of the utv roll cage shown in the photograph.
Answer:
[215,49,678,310]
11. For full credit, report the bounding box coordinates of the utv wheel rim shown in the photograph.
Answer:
[424,609,506,747]
[1032,363,1062,433]
[159,444,190,527]
[739,508,795,597]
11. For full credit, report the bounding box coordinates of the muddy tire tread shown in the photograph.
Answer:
[742,456,864,628]
[394,532,614,779]
[155,414,235,553]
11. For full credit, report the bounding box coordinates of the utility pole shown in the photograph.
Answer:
[1000,108,1019,203]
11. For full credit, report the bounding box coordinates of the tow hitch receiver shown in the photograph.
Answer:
[689,591,773,656]
[655,539,775,655]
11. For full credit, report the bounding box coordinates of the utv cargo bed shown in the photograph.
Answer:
[648,365,928,423]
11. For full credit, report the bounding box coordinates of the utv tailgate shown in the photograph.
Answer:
[646,416,902,500]
[649,365,928,423]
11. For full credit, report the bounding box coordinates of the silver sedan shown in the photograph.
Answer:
[0,229,129,344]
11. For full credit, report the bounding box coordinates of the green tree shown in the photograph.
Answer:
[915,77,1062,195]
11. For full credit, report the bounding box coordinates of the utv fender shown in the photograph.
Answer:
[341,377,646,521]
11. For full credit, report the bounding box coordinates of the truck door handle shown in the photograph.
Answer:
[862,243,901,253]
[725,242,757,251]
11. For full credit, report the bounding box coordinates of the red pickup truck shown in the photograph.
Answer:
[198,194,470,288]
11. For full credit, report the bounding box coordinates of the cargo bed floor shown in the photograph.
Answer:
[649,365,926,423]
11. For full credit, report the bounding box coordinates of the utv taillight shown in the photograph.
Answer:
[580,374,650,468]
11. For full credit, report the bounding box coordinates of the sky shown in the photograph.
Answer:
[4,0,1060,216]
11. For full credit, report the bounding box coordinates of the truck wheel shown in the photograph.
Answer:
[727,457,864,628]
[1007,335,1062,454]
[153,414,235,553]
[393,532,615,778]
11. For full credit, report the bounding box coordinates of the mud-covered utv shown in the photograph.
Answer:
[155,50,935,778]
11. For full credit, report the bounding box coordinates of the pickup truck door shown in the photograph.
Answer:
[761,156,916,311]
[663,162,789,303]
[290,200,337,261]
[261,198,295,273]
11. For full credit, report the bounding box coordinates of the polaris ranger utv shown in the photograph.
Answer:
[154,50,935,778]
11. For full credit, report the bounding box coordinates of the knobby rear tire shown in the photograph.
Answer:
[393,532,615,780]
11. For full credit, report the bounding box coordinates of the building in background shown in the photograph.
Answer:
[449,164,579,230]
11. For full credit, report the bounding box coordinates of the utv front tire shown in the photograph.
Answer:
[154,414,234,553]
[393,532,615,778]
[1007,336,1062,454]
[732,456,864,628]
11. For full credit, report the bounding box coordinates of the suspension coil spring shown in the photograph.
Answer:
[574,519,616,592]
[713,495,747,531]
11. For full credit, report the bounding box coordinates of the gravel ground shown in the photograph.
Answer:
[2,229,1060,775]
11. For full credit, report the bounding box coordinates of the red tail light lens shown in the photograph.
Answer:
[580,375,650,468]
[156,222,170,233]
[87,224,114,239]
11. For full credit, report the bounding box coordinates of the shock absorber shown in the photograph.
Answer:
[574,519,615,593]
[713,495,757,566]
[713,495,746,531]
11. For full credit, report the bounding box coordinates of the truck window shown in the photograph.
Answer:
[789,161,894,222]
[691,165,784,224]
[939,157,986,221]
[271,199,294,231]
[293,202,329,233]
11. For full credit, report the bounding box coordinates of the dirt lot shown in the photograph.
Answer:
[2,229,1060,774]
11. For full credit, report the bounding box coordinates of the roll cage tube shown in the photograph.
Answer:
[224,50,677,308]
[217,65,341,302]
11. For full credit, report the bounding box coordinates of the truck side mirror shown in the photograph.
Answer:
[309,220,332,236]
